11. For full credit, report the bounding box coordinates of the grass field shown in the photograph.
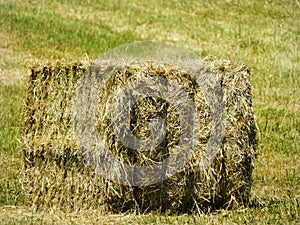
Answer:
[0,0,299,224]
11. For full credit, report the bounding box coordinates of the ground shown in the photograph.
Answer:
[0,0,299,224]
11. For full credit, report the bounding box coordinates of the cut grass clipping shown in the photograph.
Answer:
[21,56,256,213]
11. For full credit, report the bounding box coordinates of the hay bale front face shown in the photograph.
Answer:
[21,57,256,213]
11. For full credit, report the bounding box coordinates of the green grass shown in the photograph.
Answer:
[0,0,299,224]
[0,85,25,206]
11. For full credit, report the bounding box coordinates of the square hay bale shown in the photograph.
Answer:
[21,57,256,213]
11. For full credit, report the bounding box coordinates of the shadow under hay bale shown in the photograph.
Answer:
[21,57,257,213]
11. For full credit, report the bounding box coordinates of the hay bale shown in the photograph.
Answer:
[21,57,256,213]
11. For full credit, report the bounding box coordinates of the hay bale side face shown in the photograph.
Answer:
[21,57,256,213]
[21,63,107,212]
[202,57,256,209]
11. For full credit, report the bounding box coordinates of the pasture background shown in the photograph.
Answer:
[0,0,299,224]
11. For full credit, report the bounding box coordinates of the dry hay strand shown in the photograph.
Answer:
[21,56,256,214]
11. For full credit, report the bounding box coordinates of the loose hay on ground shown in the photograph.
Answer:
[21,57,256,213]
